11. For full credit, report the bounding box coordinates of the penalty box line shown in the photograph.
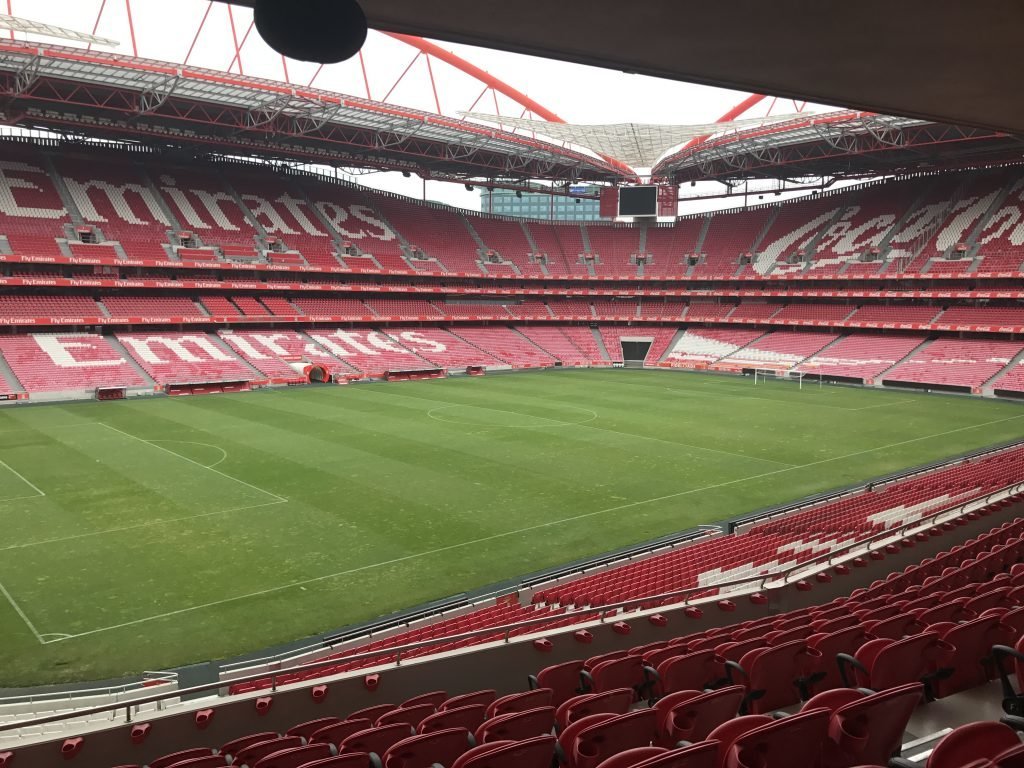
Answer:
[41,412,1024,645]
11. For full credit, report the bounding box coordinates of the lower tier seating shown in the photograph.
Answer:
[715,331,839,370]
[882,339,1024,389]
[0,333,148,392]
[795,335,925,381]
[665,329,765,365]
[219,330,355,378]
[453,328,557,367]
[117,332,257,384]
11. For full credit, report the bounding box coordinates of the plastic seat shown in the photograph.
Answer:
[401,691,448,709]
[728,640,823,713]
[475,705,556,743]
[899,721,1022,768]
[811,683,923,768]
[382,727,472,768]
[807,625,869,692]
[712,707,830,768]
[287,717,342,740]
[556,688,634,730]
[595,742,718,768]
[584,656,649,700]
[339,724,416,759]
[451,734,557,768]
[301,756,372,768]
[377,704,437,729]
[150,749,216,768]
[837,631,954,696]
[167,758,227,768]
[349,704,399,723]
[221,733,279,759]
[654,686,745,747]
[486,688,553,718]
[861,612,924,641]
[655,651,723,696]
[234,737,304,767]
[418,704,487,734]
[530,661,588,706]
[442,690,496,711]
[253,744,334,768]
[558,709,658,768]
[312,718,373,747]
[927,615,1003,697]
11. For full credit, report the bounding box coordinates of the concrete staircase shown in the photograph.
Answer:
[40,152,85,226]
[658,328,689,363]
[0,349,25,393]
[103,336,158,387]
[873,338,934,387]
[591,327,613,362]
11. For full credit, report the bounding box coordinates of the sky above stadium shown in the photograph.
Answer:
[8,0,830,212]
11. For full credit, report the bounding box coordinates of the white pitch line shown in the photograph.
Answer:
[0,499,288,553]
[44,411,1024,644]
[147,440,229,469]
[0,579,45,645]
[99,423,287,503]
[0,458,44,499]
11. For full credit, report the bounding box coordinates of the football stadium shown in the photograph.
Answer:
[2,2,1024,766]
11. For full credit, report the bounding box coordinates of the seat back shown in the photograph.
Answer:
[401,691,447,709]
[930,615,1002,697]
[724,707,830,768]
[441,690,496,711]
[286,717,342,740]
[927,722,1022,767]
[300,756,372,768]
[253,743,333,768]
[312,718,373,747]
[739,640,821,713]
[808,626,868,692]
[377,703,436,729]
[569,709,659,768]
[656,686,745,746]
[418,704,487,735]
[382,727,471,768]
[234,737,303,767]
[450,734,556,768]
[339,724,416,759]
[533,661,587,706]
[149,749,215,768]
[589,656,647,698]
[622,742,719,768]
[474,705,555,744]
[863,632,944,690]
[220,733,278,759]
[657,651,722,695]
[486,688,553,718]
[556,688,634,730]
[825,683,923,767]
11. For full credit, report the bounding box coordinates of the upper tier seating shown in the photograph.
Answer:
[259,296,302,316]
[728,302,784,321]
[374,199,481,274]
[591,299,639,319]
[55,155,172,262]
[692,208,773,278]
[435,302,512,319]
[547,300,595,319]
[758,196,841,276]
[716,331,839,370]
[883,338,1024,389]
[147,163,259,251]
[453,327,557,367]
[528,223,590,277]
[637,300,687,320]
[665,329,765,365]
[0,146,69,257]
[467,216,544,277]
[643,219,703,278]
[219,330,353,378]
[117,332,255,384]
[586,225,641,277]
[796,335,925,381]
[199,295,241,316]
[0,333,147,392]
[102,296,203,318]
[684,301,737,322]
[363,299,442,320]
[225,171,342,269]
[230,296,271,316]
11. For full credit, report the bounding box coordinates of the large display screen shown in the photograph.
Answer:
[618,185,658,217]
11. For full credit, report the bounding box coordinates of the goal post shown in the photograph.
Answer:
[752,368,783,386]
[753,368,821,390]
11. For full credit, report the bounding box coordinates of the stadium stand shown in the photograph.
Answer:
[218,330,354,379]
[116,332,257,384]
[796,335,926,382]
[102,295,204,318]
[665,328,765,365]
[0,333,148,392]
[882,338,1024,390]
[715,331,840,370]
[453,327,557,367]
[0,145,70,258]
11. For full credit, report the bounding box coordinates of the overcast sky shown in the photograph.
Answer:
[9,0,839,213]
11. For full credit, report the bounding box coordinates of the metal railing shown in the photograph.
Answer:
[1,478,1019,736]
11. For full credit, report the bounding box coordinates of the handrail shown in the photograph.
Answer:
[1,475,1019,735]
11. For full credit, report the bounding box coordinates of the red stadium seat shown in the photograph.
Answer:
[555,688,634,731]
[287,717,342,740]
[837,631,954,696]
[339,725,416,759]
[530,661,588,706]
[558,709,658,768]
[312,719,374,747]
[595,742,719,768]
[149,749,217,768]
[381,727,472,768]
[486,688,554,718]
[418,704,487,735]
[441,690,497,711]
[253,744,334,768]
[727,639,823,713]
[711,707,830,768]
[451,735,557,768]
[654,686,745,747]
[808,683,923,767]
[234,737,304,767]
[475,706,556,743]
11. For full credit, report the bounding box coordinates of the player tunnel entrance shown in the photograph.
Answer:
[287,361,331,383]
[619,339,652,367]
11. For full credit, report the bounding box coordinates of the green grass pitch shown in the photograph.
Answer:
[1,368,1023,686]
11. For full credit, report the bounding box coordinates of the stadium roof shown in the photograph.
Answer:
[459,112,804,169]
[0,40,626,183]
[345,0,1024,136]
